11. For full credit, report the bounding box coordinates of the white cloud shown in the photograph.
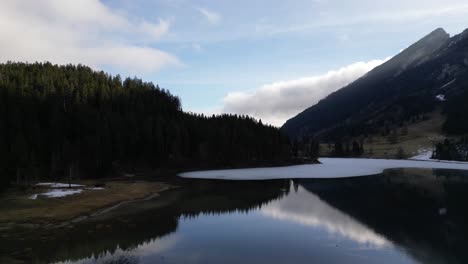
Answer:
[0,0,181,74]
[139,19,172,40]
[222,58,389,126]
[197,7,222,24]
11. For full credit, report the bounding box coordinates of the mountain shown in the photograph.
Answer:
[281,28,468,140]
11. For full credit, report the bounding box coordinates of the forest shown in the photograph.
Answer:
[433,137,468,161]
[443,88,468,134]
[0,62,292,187]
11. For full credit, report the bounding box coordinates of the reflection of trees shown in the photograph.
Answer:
[177,180,290,218]
[8,180,289,264]
[100,255,139,264]
[299,169,468,264]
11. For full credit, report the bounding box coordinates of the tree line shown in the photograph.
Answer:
[433,137,468,161]
[0,62,291,186]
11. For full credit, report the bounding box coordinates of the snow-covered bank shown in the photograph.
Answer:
[179,158,468,180]
[410,150,434,160]
[410,150,468,164]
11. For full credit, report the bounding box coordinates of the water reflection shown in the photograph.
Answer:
[53,235,180,264]
[3,180,290,264]
[301,169,468,264]
[261,183,390,247]
[3,169,468,264]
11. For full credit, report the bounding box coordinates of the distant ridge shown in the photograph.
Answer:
[281,27,468,139]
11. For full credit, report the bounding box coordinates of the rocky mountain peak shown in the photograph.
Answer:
[368,28,451,78]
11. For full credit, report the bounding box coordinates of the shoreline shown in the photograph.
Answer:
[47,184,175,229]
[0,180,176,231]
[179,157,468,180]
[0,158,311,231]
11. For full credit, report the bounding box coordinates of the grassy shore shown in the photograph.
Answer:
[0,180,173,227]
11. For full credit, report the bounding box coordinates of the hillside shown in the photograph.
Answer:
[0,62,291,187]
[282,28,468,144]
[318,109,446,159]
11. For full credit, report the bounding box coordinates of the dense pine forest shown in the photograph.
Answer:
[0,62,291,186]
[443,88,468,134]
[433,137,468,161]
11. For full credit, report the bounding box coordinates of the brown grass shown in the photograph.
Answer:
[320,109,447,159]
[0,180,172,224]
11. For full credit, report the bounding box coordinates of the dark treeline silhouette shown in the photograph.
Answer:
[330,138,364,157]
[443,87,468,134]
[291,136,320,161]
[0,62,290,186]
[434,137,468,161]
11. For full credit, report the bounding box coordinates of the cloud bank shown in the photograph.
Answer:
[0,0,180,74]
[222,58,388,126]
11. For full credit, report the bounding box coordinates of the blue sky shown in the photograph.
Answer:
[1,0,468,125]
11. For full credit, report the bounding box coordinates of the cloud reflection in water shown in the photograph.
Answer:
[261,183,390,248]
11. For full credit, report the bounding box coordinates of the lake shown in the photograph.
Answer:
[2,168,468,264]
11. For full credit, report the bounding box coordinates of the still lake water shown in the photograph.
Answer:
[3,168,468,264]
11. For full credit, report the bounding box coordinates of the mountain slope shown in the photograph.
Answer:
[281,28,468,140]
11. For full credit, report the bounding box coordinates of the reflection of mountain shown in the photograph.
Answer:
[261,183,389,248]
[6,180,290,264]
[299,169,468,264]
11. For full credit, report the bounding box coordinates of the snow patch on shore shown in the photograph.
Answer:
[435,94,446,101]
[42,189,83,198]
[410,149,434,160]
[36,182,84,188]
[30,183,104,199]
[179,158,468,180]
[30,189,83,199]
[410,150,468,164]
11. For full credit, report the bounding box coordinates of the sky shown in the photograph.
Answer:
[1,0,468,126]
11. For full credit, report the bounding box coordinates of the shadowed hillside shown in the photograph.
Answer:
[282,28,468,146]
